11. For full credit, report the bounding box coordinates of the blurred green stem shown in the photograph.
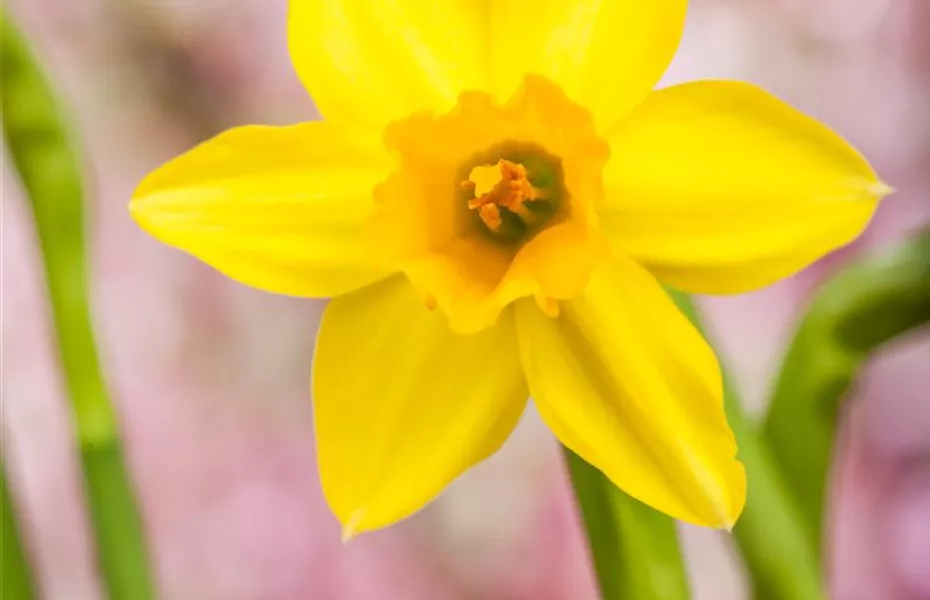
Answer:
[764,232,930,551]
[565,448,691,600]
[1,10,157,600]
[669,292,825,600]
[1,461,39,600]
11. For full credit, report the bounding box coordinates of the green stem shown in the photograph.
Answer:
[80,442,157,599]
[1,461,39,600]
[763,232,930,551]
[669,292,825,600]
[564,448,690,600]
[721,379,824,600]
[1,10,157,600]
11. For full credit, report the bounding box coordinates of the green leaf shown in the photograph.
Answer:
[1,10,157,600]
[564,448,691,600]
[763,232,930,551]
[1,462,39,600]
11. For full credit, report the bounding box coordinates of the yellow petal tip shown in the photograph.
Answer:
[535,295,560,318]
[340,511,366,544]
[127,190,163,236]
[872,181,895,198]
[709,506,739,533]
[127,195,147,224]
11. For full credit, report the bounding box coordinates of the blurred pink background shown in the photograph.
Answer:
[3,1,929,599]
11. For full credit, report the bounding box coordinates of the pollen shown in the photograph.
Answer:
[463,160,540,232]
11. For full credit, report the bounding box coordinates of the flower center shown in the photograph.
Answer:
[370,75,611,333]
[464,159,538,231]
[458,143,564,244]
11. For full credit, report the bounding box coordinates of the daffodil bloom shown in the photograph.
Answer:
[131,0,888,538]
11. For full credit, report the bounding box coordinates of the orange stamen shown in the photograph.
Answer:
[464,159,539,231]
[478,204,502,231]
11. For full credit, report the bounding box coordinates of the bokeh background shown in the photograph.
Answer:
[3,0,929,599]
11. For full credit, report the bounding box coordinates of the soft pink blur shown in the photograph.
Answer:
[2,1,928,599]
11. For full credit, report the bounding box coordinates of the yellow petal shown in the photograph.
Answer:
[131,122,392,298]
[491,0,686,129]
[601,81,889,294]
[313,275,528,536]
[288,0,488,127]
[515,256,745,528]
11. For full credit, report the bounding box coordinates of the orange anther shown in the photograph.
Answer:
[478,204,502,231]
[464,159,539,230]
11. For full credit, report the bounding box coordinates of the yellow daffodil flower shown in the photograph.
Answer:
[131,0,888,538]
